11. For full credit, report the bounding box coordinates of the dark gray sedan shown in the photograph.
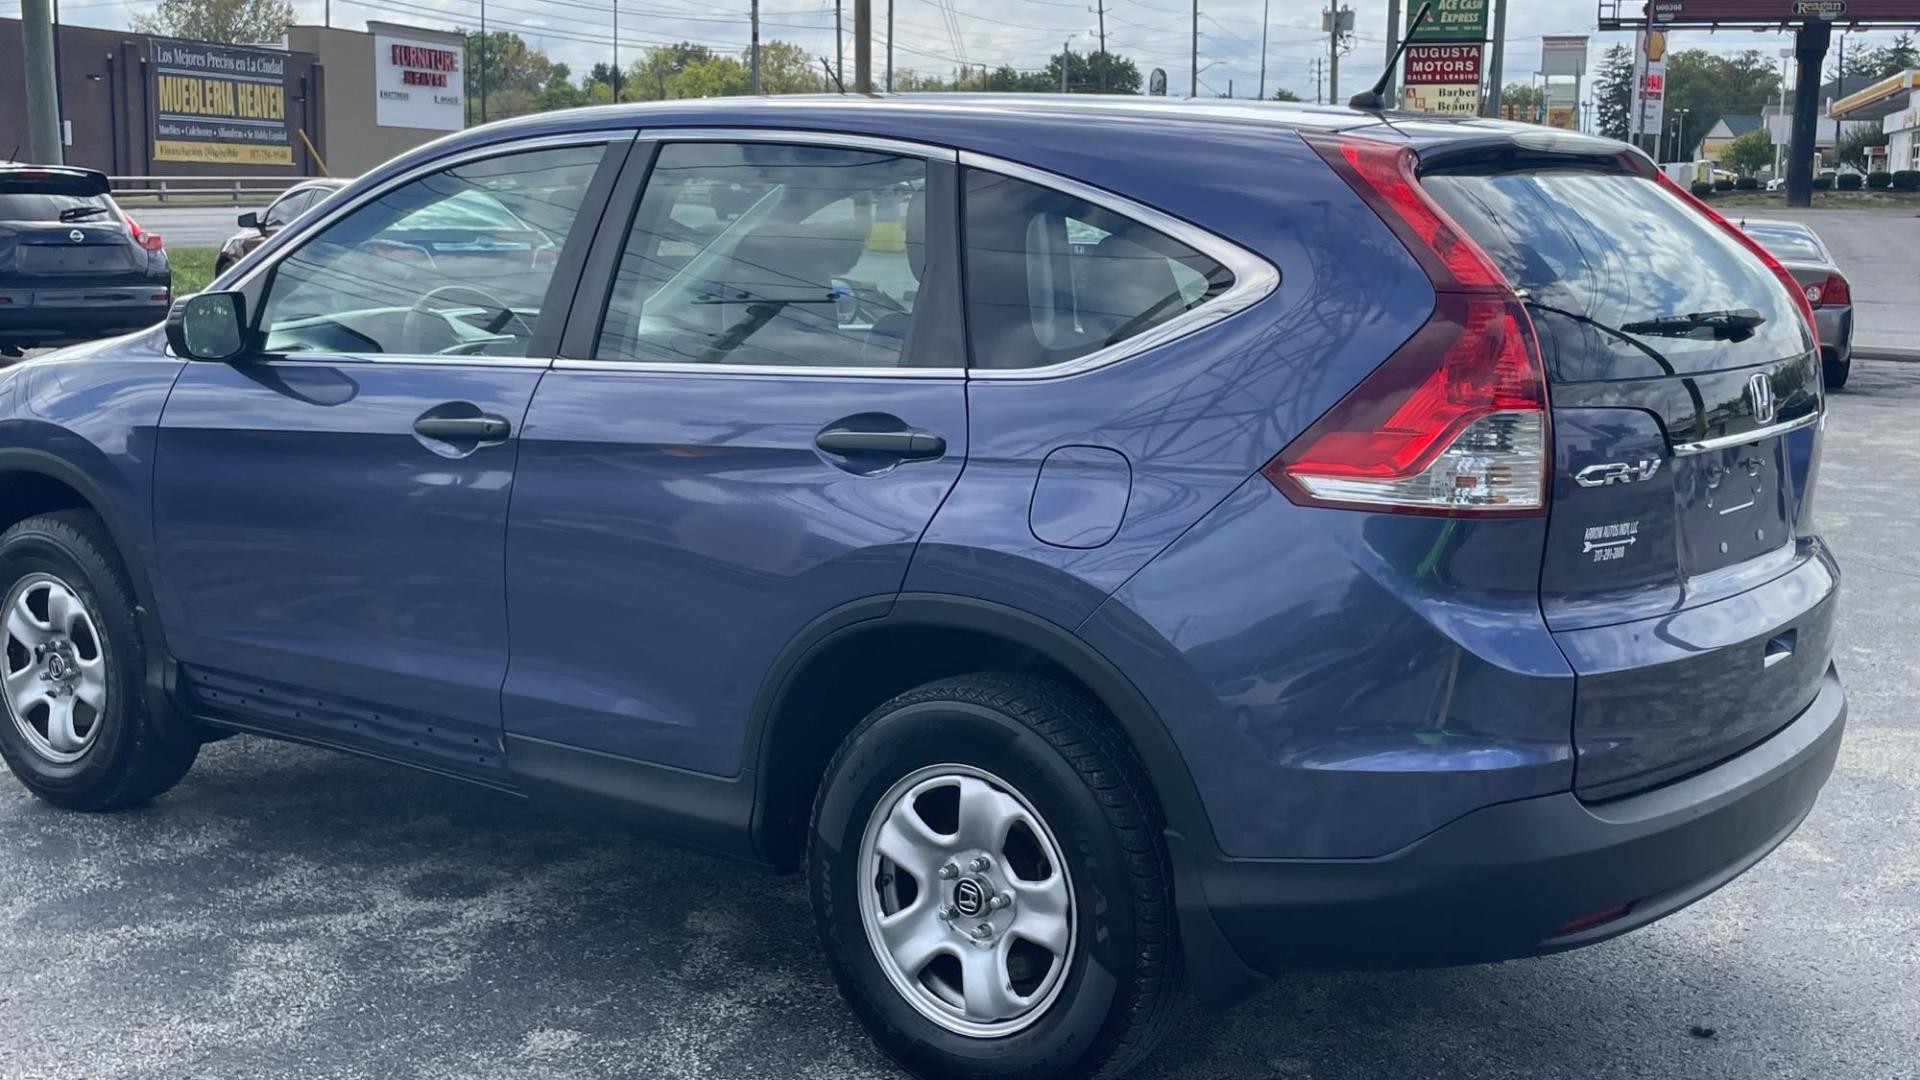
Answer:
[1741,218,1854,388]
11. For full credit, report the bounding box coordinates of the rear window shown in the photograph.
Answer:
[1422,170,1809,381]
[1744,225,1826,263]
[0,192,114,223]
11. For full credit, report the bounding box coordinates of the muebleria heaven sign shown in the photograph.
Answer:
[149,38,293,165]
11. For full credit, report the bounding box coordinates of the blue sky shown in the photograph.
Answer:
[2,0,1910,100]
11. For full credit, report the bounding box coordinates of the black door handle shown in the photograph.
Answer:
[816,428,947,459]
[414,415,511,441]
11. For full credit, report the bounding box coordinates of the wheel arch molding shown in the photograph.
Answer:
[0,447,198,748]
[743,592,1220,872]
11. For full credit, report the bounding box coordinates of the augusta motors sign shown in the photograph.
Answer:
[1404,43,1485,85]
[1649,0,1920,20]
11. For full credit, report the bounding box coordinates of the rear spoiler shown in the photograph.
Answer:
[0,165,111,198]
[1411,130,1655,180]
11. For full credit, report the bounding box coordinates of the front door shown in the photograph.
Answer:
[152,139,622,781]
[501,137,969,777]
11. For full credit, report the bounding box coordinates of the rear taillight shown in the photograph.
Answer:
[1272,134,1549,517]
[1808,272,1850,308]
[120,208,164,252]
[1655,172,1817,350]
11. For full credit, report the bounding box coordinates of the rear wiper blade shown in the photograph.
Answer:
[1619,308,1766,339]
[57,206,110,221]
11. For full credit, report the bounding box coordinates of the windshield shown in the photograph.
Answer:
[0,192,113,222]
[1422,170,1809,381]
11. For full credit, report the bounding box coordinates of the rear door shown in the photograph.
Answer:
[1425,163,1833,799]
[501,135,968,777]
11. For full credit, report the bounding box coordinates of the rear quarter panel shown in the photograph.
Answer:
[908,123,1438,629]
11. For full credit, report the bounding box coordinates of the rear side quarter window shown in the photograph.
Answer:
[962,169,1233,371]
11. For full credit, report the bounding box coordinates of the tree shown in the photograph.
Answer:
[1594,43,1634,141]
[754,39,826,95]
[1835,122,1889,169]
[1500,82,1544,122]
[1270,87,1302,102]
[1722,127,1774,175]
[1856,33,1920,82]
[629,43,720,100]
[1660,49,1781,162]
[464,31,573,122]
[671,57,751,99]
[130,0,294,43]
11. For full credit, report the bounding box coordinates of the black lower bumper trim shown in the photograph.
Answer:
[1178,665,1845,994]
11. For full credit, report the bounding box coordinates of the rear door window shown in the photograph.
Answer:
[595,142,938,369]
[962,170,1233,371]
[1422,170,1808,381]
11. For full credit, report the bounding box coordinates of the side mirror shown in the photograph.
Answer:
[166,291,248,361]
[238,210,261,231]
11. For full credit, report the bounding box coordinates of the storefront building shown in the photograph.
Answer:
[1829,70,1920,174]
[0,18,462,180]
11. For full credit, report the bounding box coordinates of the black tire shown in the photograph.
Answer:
[1823,356,1851,390]
[809,673,1181,1080]
[0,511,197,810]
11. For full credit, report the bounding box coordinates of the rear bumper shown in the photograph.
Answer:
[1176,664,1844,991]
[0,291,170,345]
[1817,305,1852,364]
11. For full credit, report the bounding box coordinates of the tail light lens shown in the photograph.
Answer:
[1654,172,1818,350]
[120,209,164,252]
[1808,272,1850,308]
[1272,134,1549,516]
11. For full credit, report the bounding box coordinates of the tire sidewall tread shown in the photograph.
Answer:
[809,672,1180,1080]
[0,511,195,810]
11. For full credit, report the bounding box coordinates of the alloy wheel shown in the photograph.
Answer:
[3,572,108,763]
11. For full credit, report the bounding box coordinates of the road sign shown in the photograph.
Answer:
[1541,36,1590,77]
[1407,0,1490,42]
[1631,28,1668,140]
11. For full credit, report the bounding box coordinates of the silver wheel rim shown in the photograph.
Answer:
[856,763,1076,1038]
[3,572,109,764]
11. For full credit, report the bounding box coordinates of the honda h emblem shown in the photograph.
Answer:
[1747,373,1777,425]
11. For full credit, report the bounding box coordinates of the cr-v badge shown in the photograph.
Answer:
[1575,460,1663,488]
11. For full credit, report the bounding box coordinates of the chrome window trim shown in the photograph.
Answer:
[233,355,553,371]
[958,150,1280,381]
[1671,410,1821,456]
[554,359,958,378]
[558,138,1277,380]
[630,127,959,162]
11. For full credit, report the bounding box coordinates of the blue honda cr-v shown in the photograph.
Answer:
[0,97,1845,1079]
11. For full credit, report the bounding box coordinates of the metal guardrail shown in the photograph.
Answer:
[107,175,318,205]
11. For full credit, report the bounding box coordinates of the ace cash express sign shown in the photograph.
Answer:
[376,33,465,131]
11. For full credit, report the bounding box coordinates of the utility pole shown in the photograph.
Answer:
[1258,0,1268,100]
[886,0,894,91]
[1788,19,1832,207]
[1485,0,1508,116]
[612,0,618,101]
[1327,4,1340,105]
[1384,0,1400,106]
[479,0,488,123]
[1313,56,1323,104]
[21,0,61,163]
[854,0,871,93]
[1191,0,1199,99]
[836,0,843,95]
[750,0,761,93]
[1094,1,1107,92]
[1062,40,1070,93]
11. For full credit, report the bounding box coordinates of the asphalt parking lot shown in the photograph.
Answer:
[0,362,1915,1080]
